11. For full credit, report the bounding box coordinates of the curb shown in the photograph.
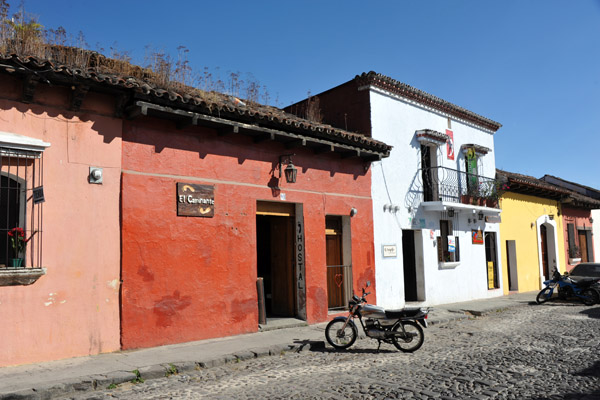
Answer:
[0,302,528,400]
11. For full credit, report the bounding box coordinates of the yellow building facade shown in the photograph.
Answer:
[497,171,568,295]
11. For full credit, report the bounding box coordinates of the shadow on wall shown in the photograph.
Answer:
[123,116,368,181]
[5,101,122,145]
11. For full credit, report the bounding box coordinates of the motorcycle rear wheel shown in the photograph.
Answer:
[536,287,552,304]
[581,289,600,306]
[325,319,358,350]
[392,321,424,353]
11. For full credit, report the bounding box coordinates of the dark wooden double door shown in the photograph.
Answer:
[256,214,295,317]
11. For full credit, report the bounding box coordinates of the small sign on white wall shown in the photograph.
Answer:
[382,244,397,258]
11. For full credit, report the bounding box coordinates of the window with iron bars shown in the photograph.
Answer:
[0,147,44,270]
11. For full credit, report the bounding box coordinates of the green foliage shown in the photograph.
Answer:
[107,383,117,390]
[165,363,178,377]
[0,0,276,106]
[131,369,145,384]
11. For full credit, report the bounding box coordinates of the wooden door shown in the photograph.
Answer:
[326,233,345,309]
[485,232,499,289]
[270,216,295,316]
[402,230,418,301]
[579,231,588,263]
[421,145,434,201]
[326,216,346,309]
[540,225,549,279]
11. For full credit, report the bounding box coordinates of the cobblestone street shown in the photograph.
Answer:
[71,303,600,400]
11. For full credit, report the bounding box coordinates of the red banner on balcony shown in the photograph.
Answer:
[446,129,454,160]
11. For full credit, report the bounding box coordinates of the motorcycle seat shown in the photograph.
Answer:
[385,308,424,319]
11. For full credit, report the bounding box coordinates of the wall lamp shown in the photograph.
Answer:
[549,214,554,220]
[447,208,455,218]
[478,211,484,221]
[590,218,594,224]
[279,154,297,184]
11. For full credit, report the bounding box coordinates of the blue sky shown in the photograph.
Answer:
[12,0,600,190]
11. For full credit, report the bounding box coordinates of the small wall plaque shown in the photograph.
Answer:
[177,183,214,217]
[32,186,45,204]
[382,244,397,258]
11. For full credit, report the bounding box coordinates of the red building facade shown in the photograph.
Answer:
[120,102,390,348]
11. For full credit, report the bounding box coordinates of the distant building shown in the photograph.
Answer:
[496,170,568,293]
[540,175,599,269]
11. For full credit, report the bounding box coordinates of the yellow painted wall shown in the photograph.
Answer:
[499,192,565,295]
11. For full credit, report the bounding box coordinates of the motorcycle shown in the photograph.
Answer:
[325,281,429,352]
[536,269,600,306]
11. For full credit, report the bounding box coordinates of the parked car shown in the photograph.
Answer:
[568,263,600,281]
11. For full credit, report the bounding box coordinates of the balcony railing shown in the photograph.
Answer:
[419,166,498,206]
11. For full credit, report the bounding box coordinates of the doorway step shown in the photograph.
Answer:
[259,318,307,332]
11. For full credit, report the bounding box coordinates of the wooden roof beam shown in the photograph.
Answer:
[69,84,90,111]
[218,125,239,136]
[22,74,40,103]
[254,132,275,143]
[285,138,306,149]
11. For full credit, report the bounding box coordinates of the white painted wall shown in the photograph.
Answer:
[369,87,502,308]
[593,209,600,262]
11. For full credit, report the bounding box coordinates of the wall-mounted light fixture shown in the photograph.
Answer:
[590,217,594,224]
[447,208,455,218]
[89,167,103,184]
[350,207,358,217]
[549,214,554,220]
[478,211,484,221]
[279,154,297,184]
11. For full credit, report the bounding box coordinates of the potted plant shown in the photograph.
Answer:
[462,185,480,205]
[8,227,25,268]
[487,180,509,208]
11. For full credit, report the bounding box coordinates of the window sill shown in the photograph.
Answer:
[439,261,460,269]
[0,268,46,286]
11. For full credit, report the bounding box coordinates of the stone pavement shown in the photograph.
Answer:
[0,291,535,399]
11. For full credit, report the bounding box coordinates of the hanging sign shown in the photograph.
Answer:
[448,236,456,253]
[32,186,45,204]
[446,129,454,160]
[177,183,215,217]
[487,261,495,289]
[472,229,484,244]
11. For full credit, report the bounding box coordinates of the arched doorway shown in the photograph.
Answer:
[537,216,559,288]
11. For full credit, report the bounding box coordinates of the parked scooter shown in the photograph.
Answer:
[536,269,600,306]
[325,282,429,352]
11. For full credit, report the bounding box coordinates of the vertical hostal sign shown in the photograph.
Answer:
[177,183,215,217]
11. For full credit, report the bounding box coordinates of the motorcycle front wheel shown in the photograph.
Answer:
[392,321,424,352]
[536,287,552,304]
[325,319,358,350]
[581,289,600,306]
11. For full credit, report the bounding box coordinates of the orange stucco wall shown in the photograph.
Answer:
[120,117,376,350]
[0,75,121,366]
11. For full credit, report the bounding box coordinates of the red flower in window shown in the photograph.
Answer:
[8,227,26,256]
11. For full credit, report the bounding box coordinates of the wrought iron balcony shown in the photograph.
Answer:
[419,166,498,207]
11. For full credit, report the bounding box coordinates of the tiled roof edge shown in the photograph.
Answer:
[357,71,502,132]
[0,52,392,154]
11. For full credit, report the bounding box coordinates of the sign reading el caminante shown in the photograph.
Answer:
[177,183,215,217]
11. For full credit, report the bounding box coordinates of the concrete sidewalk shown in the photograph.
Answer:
[0,291,536,399]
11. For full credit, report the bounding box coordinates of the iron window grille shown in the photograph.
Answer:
[0,147,44,269]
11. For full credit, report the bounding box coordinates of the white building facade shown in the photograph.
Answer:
[287,72,504,308]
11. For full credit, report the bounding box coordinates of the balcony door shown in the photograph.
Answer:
[421,145,439,201]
